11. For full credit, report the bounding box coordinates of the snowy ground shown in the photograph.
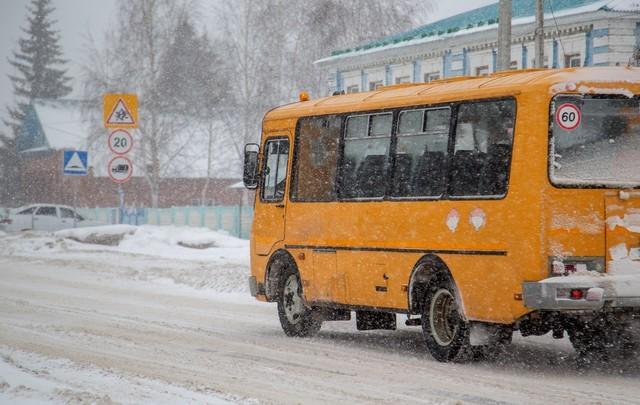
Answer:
[1,226,639,404]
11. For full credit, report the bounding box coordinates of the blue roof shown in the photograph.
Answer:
[331,0,607,57]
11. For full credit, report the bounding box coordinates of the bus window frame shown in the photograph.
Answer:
[287,96,517,204]
[388,106,453,201]
[290,115,345,203]
[259,136,291,203]
[338,111,395,201]
[547,93,640,190]
[446,97,517,200]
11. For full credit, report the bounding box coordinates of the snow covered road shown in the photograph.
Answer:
[1,229,639,404]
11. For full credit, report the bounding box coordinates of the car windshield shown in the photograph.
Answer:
[550,95,640,187]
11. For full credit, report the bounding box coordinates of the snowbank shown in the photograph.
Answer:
[1,225,251,294]
[56,224,137,245]
[52,224,249,263]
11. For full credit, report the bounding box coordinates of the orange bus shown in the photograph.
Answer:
[243,67,640,362]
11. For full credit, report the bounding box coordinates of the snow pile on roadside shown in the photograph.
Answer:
[52,224,249,264]
[0,347,243,405]
[57,224,137,246]
[0,225,251,294]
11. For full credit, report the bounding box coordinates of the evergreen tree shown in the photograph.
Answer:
[1,0,71,205]
[156,15,229,119]
[6,0,72,133]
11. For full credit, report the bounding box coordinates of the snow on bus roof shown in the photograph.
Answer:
[268,67,640,120]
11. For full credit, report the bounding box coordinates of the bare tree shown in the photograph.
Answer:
[82,0,228,207]
[214,0,430,164]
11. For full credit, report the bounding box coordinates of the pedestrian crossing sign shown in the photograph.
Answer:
[103,93,138,128]
[63,150,88,176]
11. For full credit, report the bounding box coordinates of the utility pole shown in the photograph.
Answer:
[497,0,512,71]
[535,0,545,68]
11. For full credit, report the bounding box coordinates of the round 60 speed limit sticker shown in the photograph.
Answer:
[108,129,133,155]
[555,103,582,131]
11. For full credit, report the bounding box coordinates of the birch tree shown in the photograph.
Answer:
[215,0,430,164]
[83,0,228,206]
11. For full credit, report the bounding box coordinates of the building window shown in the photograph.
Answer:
[424,72,440,82]
[340,113,393,199]
[346,85,359,94]
[369,80,384,91]
[395,76,411,84]
[291,115,342,202]
[449,99,516,197]
[565,53,581,67]
[475,66,490,77]
[392,108,451,198]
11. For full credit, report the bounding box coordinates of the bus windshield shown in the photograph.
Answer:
[550,95,640,187]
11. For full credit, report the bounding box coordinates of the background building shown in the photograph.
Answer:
[16,99,245,208]
[316,0,640,94]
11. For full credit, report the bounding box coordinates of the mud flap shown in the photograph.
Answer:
[356,310,396,330]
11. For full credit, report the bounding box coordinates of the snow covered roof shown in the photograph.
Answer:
[33,99,89,150]
[317,0,640,65]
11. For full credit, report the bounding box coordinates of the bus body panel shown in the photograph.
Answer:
[249,67,640,325]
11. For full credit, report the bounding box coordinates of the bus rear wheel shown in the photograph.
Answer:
[277,266,322,337]
[422,276,471,362]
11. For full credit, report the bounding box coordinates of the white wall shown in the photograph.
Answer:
[342,71,361,92]
[468,49,493,74]
[391,63,412,83]
[420,58,442,78]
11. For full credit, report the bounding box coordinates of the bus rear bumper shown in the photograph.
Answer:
[523,274,640,311]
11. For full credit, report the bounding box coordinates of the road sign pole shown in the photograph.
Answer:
[118,186,125,224]
[73,180,78,228]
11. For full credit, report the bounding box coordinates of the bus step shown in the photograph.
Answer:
[405,318,422,326]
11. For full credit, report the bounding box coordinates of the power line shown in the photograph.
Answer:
[548,0,566,65]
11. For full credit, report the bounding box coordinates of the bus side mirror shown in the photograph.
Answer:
[243,143,260,189]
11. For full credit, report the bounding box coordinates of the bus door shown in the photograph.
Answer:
[254,136,290,255]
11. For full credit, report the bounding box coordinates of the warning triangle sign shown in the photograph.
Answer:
[106,99,135,126]
[64,152,87,172]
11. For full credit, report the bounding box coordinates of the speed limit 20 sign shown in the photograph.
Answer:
[555,103,581,131]
[108,129,133,155]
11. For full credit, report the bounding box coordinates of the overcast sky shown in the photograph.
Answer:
[0,0,496,133]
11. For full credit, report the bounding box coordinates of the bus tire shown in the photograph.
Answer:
[422,275,471,362]
[277,264,322,337]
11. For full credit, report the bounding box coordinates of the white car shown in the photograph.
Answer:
[0,204,103,232]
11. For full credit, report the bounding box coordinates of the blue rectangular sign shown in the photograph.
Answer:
[63,150,88,176]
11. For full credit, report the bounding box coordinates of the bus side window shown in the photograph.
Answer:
[261,139,290,201]
[449,100,515,197]
[393,108,450,198]
[340,113,392,199]
[291,116,342,201]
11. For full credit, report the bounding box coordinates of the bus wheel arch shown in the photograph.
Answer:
[408,255,463,318]
[264,249,297,302]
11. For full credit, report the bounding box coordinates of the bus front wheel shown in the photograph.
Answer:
[422,276,472,362]
[277,266,322,337]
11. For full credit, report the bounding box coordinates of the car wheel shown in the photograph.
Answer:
[277,265,321,337]
[422,275,472,362]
